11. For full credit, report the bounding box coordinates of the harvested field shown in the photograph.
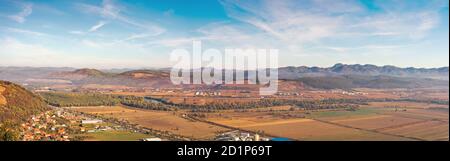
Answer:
[380,120,449,141]
[310,106,448,141]
[208,113,412,141]
[329,115,423,130]
[70,101,448,141]
[385,109,449,121]
[306,108,384,120]
[71,106,229,140]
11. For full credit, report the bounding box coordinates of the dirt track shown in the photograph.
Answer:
[0,86,7,105]
[310,118,425,141]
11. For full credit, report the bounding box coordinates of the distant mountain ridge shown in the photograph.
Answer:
[2,64,448,80]
[279,63,449,80]
[48,69,173,88]
[0,64,448,89]
[0,67,75,82]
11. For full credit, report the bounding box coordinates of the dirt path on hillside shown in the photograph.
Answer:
[0,86,6,105]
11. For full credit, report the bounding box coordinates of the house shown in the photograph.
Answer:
[81,119,103,124]
[141,138,162,141]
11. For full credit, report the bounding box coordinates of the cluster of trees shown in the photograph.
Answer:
[40,92,176,111]
[120,96,175,111]
[366,98,449,105]
[186,99,365,112]
[40,92,447,112]
[42,92,364,112]
[40,93,121,107]
[0,121,20,141]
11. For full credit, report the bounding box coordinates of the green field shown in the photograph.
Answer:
[306,107,386,119]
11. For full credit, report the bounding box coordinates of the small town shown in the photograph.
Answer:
[19,106,280,142]
[21,109,78,141]
[214,130,271,141]
[19,107,165,141]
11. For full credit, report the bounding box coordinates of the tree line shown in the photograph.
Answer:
[40,93,175,111]
[40,92,447,113]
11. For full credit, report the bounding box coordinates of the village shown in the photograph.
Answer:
[19,105,281,142]
[214,130,271,141]
[21,109,78,141]
[19,107,165,141]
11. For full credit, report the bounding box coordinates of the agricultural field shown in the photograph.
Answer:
[64,99,448,141]
[207,112,411,141]
[363,101,449,110]
[71,106,229,140]
[329,115,423,130]
[380,120,449,141]
[205,101,448,141]
[308,102,448,141]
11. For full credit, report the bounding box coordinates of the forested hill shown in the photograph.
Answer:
[0,81,48,123]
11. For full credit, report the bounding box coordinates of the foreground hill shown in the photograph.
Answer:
[0,81,48,123]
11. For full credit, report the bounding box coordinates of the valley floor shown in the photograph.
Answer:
[68,100,449,141]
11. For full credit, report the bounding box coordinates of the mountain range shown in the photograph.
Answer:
[278,63,449,80]
[0,64,448,89]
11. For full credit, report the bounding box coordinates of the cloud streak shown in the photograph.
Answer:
[216,0,444,54]
[89,21,107,32]
[8,3,32,23]
[3,27,48,37]
[76,0,165,36]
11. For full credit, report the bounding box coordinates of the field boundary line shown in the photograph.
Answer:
[309,118,426,141]
[373,120,431,132]
[188,115,300,141]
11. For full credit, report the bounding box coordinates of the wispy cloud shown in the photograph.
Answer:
[0,0,447,68]
[322,44,408,53]
[352,11,440,40]
[217,0,445,53]
[68,31,85,35]
[69,21,108,35]
[147,37,196,47]
[0,38,74,67]
[8,3,33,23]
[76,0,165,36]
[0,38,157,68]
[123,33,155,41]
[88,21,107,32]
[219,0,344,42]
[163,9,175,17]
[3,27,48,37]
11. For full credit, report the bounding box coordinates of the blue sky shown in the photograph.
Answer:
[0,0,448,68]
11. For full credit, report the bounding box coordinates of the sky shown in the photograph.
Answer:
[0,0,448,69]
